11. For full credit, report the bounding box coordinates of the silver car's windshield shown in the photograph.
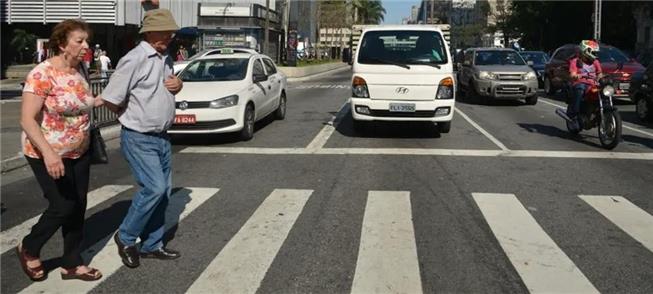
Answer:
[358,30,448,65]
[179,58,249,82]
[475,51,527,66]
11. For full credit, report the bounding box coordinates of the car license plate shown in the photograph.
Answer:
[174,114,196,124]
[619,83,630,90]
[389,103,415,112]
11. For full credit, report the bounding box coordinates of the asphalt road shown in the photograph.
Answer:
[1,69,652,294]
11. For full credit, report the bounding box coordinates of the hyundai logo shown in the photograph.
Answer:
[179,101,189,110]
[395,87,409,94]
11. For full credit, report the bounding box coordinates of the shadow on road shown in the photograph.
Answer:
[170,114,278,146]
[336,109,443,139]
[517,123,604,149]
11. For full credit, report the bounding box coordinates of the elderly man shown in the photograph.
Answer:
[98,8,183,269]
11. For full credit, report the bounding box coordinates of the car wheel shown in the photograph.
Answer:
[240,104,255,141]
[544,77,554,95]
[438,121,451,133]
[525,95,538,105]
[274,92,286,120]
[636,96,653,122]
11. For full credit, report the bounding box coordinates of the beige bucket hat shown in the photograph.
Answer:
[139,9,179,34]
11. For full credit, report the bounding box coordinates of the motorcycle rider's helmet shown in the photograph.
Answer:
[579,40,599,61]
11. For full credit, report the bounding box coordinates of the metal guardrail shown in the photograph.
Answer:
[88,77,119,128]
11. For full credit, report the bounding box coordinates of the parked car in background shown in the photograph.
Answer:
[169,49,287,141]
[173,47,258,74]
[457,48,539,105]
[630,63,653,122]
[543,44,646,98]
[519,51,549,88]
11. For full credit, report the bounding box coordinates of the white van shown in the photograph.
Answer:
[349,26,455,133]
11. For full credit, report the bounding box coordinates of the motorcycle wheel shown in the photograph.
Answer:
[566,119,581,135]
[598,109,622,150]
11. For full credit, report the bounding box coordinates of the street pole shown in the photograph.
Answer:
[264,0,270,55]
[283,0,290,58]
[430,0,435,24]
[594,0,601,41]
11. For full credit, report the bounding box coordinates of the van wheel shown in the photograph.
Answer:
[525,95,538,105]
[438,121,451,133]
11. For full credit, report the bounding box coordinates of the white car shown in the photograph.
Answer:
[349,25,455,133]
[168,49,287,140]
[173,47,259,74]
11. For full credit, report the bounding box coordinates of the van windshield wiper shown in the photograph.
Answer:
[414,61,442,69]
[367,58,411,69]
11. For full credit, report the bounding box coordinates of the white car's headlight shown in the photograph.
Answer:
[602,85,615,97]
[209,95,239,109]
[478,71,497,80]
[523,71,537,80]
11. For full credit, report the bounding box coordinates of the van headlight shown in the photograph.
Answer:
[352,76,370,98]
[209,95,239,109]
[478,71,497,80]
[523,72,537,80]
[602,86,615,97]
[436,77,454,99]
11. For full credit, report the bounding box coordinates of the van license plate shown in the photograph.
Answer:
[389,103,416,112]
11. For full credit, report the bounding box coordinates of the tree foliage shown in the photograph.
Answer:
[10,29,37,63]
[352,0,386,25]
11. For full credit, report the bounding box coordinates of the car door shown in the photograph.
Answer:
[250,57,269,120]
[262,58,281,114]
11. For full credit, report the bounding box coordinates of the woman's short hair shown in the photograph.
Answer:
[49,19,91,55]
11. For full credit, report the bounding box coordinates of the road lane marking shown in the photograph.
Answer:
[19,187,219,294]
[472,193,598,293]
[351,191,422,294]
[1,185,132,254]
[579,195,653,252]
[539,97,653,138]
[454,107,509,151]
[306,102,348,150]
[180,146,653,160]
[186,189,312,294]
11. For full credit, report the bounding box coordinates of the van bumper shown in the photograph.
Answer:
[350,98,455,122]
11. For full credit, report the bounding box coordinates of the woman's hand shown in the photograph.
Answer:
[94,96,104,107]
[43,151,65,179]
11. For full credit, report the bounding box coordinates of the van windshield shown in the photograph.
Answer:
[357,30,448,66]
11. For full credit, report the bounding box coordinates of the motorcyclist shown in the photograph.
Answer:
[567,40,603,130]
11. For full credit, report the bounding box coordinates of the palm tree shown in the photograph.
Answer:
[352,0,386,25]
[10,29,37,63]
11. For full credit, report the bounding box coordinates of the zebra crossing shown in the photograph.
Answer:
[3,184,652,294]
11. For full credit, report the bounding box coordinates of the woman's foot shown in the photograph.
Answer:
[60,265,102,281]
[16,243,46,281]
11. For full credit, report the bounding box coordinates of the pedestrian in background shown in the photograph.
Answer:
[97,8,183,269]
[17,18,103,282]
[82,45,93,70]
[93,44,102,72]
[99,51,111,79]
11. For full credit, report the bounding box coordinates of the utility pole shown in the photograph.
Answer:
[283,0,290,57]
[264,0,270,55]
[430,0,435,24]
[593,0,602,41]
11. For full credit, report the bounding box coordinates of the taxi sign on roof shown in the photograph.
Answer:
[220,48,234,54]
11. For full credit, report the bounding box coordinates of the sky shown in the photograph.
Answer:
[382,0,420,24]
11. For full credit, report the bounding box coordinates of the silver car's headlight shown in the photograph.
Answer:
[523,71,537,80]
[602,86,615,97]
[478,71,497,80]
[209,95,239,109]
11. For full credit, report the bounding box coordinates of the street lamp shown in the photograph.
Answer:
[593,0,602,41]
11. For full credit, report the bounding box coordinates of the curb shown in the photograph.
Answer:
[287,65,351,83]
[0,124,122,173]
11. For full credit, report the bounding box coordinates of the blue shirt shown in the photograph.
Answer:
[101,41,176,133]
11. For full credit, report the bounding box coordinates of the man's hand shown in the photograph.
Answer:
[94,96,104,107]
[570,72,581,80]
[164,75,183,95]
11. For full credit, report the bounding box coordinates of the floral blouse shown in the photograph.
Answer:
[22,61,94,159]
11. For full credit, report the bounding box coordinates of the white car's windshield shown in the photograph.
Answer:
[358,30,448,65]
[475,51,527,66]
[180,58,249,82]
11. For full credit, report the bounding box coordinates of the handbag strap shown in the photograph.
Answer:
[79,62,97,129]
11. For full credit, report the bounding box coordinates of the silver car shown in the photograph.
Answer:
[457,48,539,105]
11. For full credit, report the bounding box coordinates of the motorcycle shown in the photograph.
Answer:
[555,76,622,149]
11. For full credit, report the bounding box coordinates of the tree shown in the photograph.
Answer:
[488,0,518,48]
[352,0,386,25]
[10,29,37,64]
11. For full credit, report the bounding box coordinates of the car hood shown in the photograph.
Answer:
[175,81,246,101]
[475,65,533,73]
[601,61,645,74]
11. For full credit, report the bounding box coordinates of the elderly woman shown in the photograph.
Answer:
[16,19,102,282]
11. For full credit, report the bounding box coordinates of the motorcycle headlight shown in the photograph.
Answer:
[523,71,537,80]
[478,71,497,80]
[602,86,615,97]
[209,95,239,109]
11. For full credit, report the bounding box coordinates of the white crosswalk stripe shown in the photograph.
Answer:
[1,185,132,255]
[187,189,313,294]
[351,191,422,294]
[579,195,653,252]
[473,193,599,294]
[19,187,219,294]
